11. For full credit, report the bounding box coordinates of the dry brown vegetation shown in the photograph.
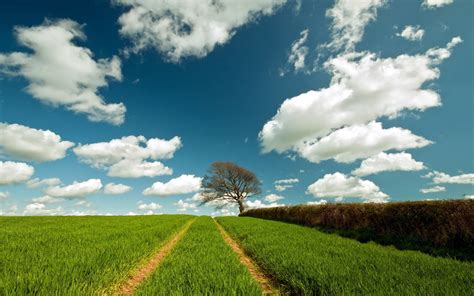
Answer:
[241,199,474,260]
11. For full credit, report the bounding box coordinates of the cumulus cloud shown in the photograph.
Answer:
[0,19,126,125]
[0,123,74,162]
[0,191,9,200]
[104,183,132,194]
[143,174,202,196]
[114,0,287,62]
[0,161,34,185]
[264,193,285,202]
[137,200,163,211]
[23,203,63,216]
[307,199,328,205]
[211,207,238,217]
[307,172,389,203]
[246,199,284,209]
[44,178,102,198]
[298,122,431,164]
[420,185,446,194]
[274,178,299,191]
[424,171,474,184]
[74,135,180,178]
[32,195,63,204]
[396,25,425,41]
[423,0,453,9]
[326,0,387,51]
[259,38,461,161]
[352,152,425,176]
[27,177,61,188]
[288,29,309,72]
[174,199,197,212]
[426,37,463,64]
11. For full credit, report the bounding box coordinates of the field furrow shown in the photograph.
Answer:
[216,217,474,295]
[114,218,196,296]
[135,216,262,295]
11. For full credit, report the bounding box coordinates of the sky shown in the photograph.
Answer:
[0,0,472,216]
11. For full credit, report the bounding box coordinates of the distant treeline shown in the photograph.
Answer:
[241,200,474,261]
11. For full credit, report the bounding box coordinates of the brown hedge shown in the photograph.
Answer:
[241,199,474,260]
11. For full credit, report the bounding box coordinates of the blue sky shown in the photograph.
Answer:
[0,0,472,216]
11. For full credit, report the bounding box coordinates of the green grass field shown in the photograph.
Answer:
[136,216,261,295]
[217,217,474,295]
[0,215,193,295]
[1,215,472,295]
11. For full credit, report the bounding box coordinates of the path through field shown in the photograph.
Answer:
[214,219,280,295]
[114,218,196,296]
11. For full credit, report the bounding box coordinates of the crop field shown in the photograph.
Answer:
[0,215,193,295]
[136,216,262,295]
[216,217,474,295]
[1,215,473,295]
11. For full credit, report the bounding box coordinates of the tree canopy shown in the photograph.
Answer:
[201,161,261,214]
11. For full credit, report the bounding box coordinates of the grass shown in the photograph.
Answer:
[241,200,474,260]
[217,216,474,295]
[0,215,193,295]
[136,216,262,295]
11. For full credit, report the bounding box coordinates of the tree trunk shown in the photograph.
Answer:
[237,200,245,214]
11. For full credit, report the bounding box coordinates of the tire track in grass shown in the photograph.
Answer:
[113,218,196,296]
[214,218,281,295]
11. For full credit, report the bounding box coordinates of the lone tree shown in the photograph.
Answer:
[201,161,261,214]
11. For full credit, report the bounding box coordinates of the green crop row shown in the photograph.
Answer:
[0,215,193,295]
[217,216,474,295]
[136,216,261,295]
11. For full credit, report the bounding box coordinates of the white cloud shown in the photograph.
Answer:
[264,193,285,202]
[23,203,63,216]
[143,174,202,196]
[0,123,74,162]
[326,0,387,51]
[44,178,102,198]
[274,178,299,191]
[174,199,197,212]
[307,172,389,203]
[75,200,92,207]
[288,29,309,72]
[27,177,61,188]
[0,204,18,216]
[32,195,63,204]
[298,122,431,164]
[104,183,132,194]
[275,178,299,184]
[353,152,425,176]
[0,161,34,185]
[426,37,463,64]
[246,199,284,209]
[307,199,328,205]
[423,0,453,9]
[108,159,172,178]
[0,19,125,125]
[465,195,474,200]
[397,25,425,41]
[420,185,446,194]
[424,171,474,184]
[0,191,9,200]
[137,201,163,211]
[259,38,461,158]
[74,135,180,178]
[211,207,238,217]
[114,0,287,62]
